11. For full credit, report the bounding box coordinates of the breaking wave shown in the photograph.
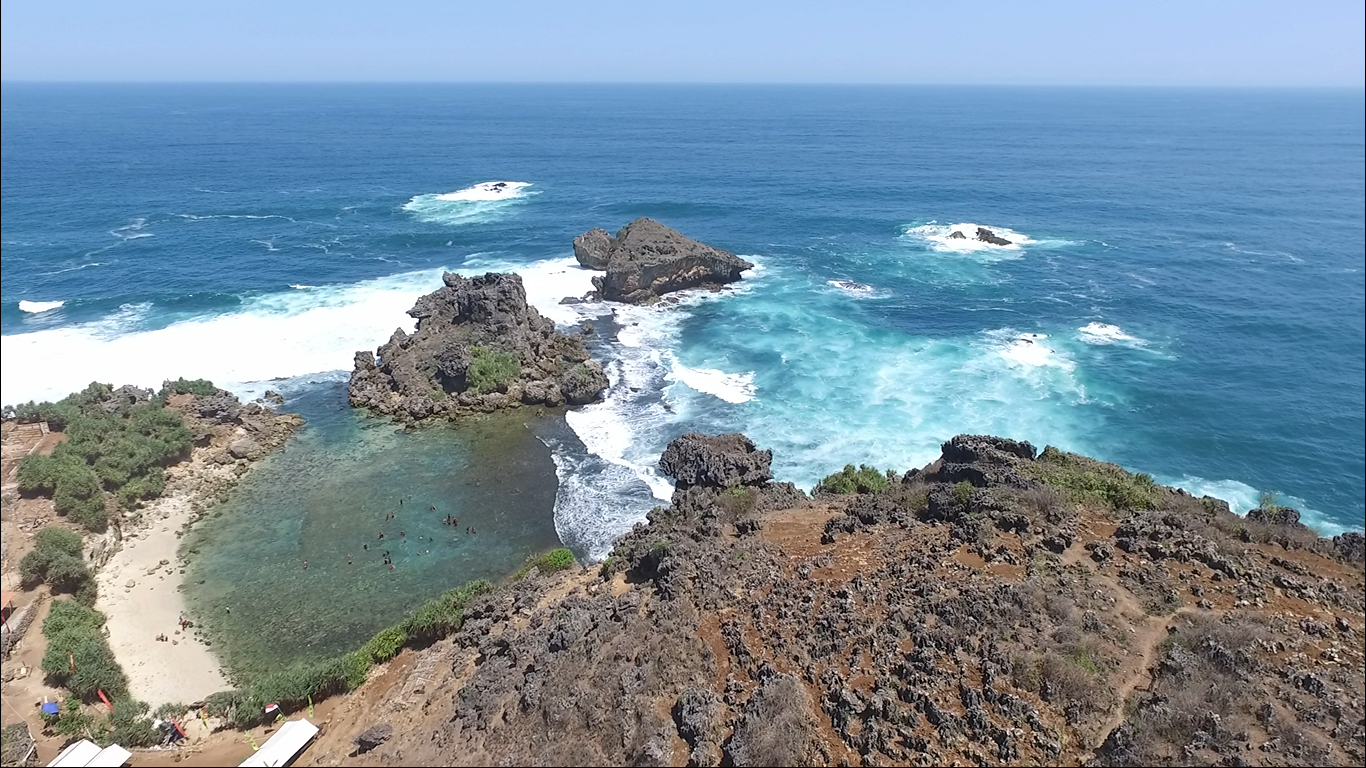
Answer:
[18,300,65,314]
[402,182,535,225]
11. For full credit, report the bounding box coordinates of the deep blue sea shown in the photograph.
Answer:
[3,84,1363,563]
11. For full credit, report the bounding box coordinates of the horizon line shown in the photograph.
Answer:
[2,80,1364,90]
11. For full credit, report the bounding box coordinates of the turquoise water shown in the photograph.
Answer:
[178,381,561,674]
[2,84,1362,567]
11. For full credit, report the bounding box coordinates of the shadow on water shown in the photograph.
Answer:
[180,380,562,680]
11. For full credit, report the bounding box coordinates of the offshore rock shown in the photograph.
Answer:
[573,218,754,304]
[349,272,608,422]
[976,227,1012,245]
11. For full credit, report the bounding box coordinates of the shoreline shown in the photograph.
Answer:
[92,398,303,706]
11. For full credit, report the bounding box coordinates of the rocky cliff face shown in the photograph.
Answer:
[573,218,754,304]
[305,434,1365,768]
[348,272,609,422]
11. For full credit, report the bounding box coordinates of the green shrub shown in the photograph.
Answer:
[466,346,520,394]
[954,481,975,507]
[41,600,129,702]
[105,699,159,748]
[15,384,196,531]
[813,464,890,495]
[515,547,577,579]
[53,469,107,533]
[1023,446,1157,510]
[159,377,220,398]
[19,526,92,593]
[50,697,94,739]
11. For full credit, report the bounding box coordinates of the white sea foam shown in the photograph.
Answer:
[1077,322,1142,346]
[0,271,440,406]
[992,330,1075,371]
[402,182,534,226]
[905,222,1033,254]
[288,284,316,290]
[827,279,874,293]
[18,300,65,314]
[1162,475,1354,537]
[434,181,531,202]
[665,355,756,404]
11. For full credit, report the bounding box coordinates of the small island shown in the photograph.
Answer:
[348,271,610,422]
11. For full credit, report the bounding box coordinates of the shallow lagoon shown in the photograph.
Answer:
[180,380,562,678]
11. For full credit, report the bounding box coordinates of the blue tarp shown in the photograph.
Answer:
[41,702,60,716]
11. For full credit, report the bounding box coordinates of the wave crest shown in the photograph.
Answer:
[1077,322,1145,347]
[18,300,65,314]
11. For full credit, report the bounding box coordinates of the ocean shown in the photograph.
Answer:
[3,84,1362,667]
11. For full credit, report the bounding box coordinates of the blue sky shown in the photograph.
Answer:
[2,0,1362,85]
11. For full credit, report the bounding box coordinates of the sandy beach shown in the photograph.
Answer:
[94,488,230,706]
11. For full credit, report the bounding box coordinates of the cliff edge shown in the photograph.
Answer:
[305,434,1365,767]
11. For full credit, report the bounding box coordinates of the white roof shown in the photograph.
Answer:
[47,740,131,767]
[238,718,320,768]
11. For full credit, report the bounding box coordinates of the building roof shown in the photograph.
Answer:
[46,739,131,767]
[238,718,320,767]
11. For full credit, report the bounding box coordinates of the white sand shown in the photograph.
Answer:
[95,488,230,706]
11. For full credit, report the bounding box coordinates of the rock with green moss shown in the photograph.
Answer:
[349,272,609,422]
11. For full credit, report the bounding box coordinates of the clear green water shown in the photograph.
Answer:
[179,381,562,679]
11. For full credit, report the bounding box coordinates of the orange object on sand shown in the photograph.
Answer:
[97,689,115,712]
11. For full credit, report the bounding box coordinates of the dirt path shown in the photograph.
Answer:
[1060,547,1195,759]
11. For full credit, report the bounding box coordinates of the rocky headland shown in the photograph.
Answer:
[573,218,754,304]
[306,433,1365,767]
[349,272,609,422]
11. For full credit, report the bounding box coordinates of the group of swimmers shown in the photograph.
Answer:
[298,497,477,571]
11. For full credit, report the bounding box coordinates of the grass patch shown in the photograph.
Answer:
[206,579,495,729]
[514,548,577,579]
[467,346,520,394]
[813,464,892,495]
[1023,446,1157,511]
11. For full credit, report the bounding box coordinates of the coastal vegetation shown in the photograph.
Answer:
[40,599,129,702]
[466,346,521,394]
[513,547,576,580]
[813,463,893,495]
[1023,445,1157,510]
[207,580,494,728]
[12,381,195,531]
[18,527,96,604]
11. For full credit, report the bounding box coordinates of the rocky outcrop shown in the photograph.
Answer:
[354,723,393,754]
[572,218,754,304]
[976,227,1012,245]
[658,432,773,490]
[348,272,609,422]
[571,227,615,270]
[310,432,1364,768]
